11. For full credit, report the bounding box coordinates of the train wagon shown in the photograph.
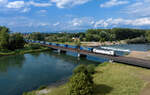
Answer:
[80,46,93,52]
[39,41,44,44]
[51,43,59,46]
[68,45,78,49]
[93,48,115,56]
[35,41,40,43]
[59,44,68,48]
[45,42,50,45]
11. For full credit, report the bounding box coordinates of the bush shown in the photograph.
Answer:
[87,64,96,74]
[37,85,47,90]
[73,64,88,75]
[68,72,94,95]
[126,36,147,44]
[25,43,41,49]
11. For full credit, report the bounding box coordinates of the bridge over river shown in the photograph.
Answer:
[40,44,150,69]
[26,40,150,69]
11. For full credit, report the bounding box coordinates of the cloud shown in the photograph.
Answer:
[94,17,150,28]
[21,8,31,13]
[6,1,25,8]
[28,1,52,7]
[70,17,94,27]
[38,10,47,13]
[51,0,90,8]
[4,1,52,13]
[100,0,129,8]
[123,0,150,17]
[0,0,7,4]
[53,22,60,26]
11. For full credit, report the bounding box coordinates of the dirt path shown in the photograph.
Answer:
[140,83,150,95]
[133,66,150,95]
[126,51,150,60]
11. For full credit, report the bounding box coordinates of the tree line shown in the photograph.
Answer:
[25,28,150,43]
[0,26,25,51]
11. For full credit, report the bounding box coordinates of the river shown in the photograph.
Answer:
[0,51,106,95]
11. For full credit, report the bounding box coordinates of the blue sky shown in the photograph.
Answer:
[0,0,150,32]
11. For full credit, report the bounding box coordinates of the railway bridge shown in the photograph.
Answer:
[26,40,150,69]
[41,44,150,69]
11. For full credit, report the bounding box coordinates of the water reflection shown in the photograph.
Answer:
[0,55,25,72]
[0,51,100,95]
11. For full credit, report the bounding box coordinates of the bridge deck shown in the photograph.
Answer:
[45,45,150,69]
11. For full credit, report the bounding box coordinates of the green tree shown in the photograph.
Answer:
[9,33,25,50]
[73,64,88,74]
[68,72,94,95]
[30,32,44,41]
[73,64,94,84]
[0,27,9,50]
[146,31,150,42]
[74,39,81,49]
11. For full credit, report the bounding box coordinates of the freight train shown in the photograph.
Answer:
[25,40,116,56]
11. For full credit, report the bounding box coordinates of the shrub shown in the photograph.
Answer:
[73,64,88,75]
[25,43,41,49]
[87,64,96,74]
[126,36,147,44]
[37,85,47,90]
[68,72,94,95]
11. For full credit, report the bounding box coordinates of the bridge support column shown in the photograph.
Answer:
[57,49,66,54]
[78,53,87,58]
[109,59,114,63]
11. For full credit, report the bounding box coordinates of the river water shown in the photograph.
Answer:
[0,51,106,95]
[102,44,150,51]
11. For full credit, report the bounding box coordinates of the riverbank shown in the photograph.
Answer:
[24,62,150,95]
[52,40,126,47]
[126,51,150,60]
[81,40,126,47]
[0,48,51,57]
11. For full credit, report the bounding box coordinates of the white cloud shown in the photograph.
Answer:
[53,22,60,26]
[38,10,47,13]
[0,0,7,4]
[94,17,150,28]
[5,1,51,13]
[124,0,150,17]
[21,8,31,13]
[51,0,90,8]
[100,0,129,8]
[6,1,25,8]
[28,1,51,7]
[70,17,94,27]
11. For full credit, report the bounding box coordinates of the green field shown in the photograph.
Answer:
[24,62,150,95]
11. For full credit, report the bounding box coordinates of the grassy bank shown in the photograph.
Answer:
[24,62,150,95]
[0,48,51,56]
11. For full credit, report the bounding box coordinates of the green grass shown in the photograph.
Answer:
[24,62,150,95]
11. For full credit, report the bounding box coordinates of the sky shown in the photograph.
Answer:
[0,0,150,32]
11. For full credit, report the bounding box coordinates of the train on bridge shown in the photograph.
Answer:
[26,40,117,56]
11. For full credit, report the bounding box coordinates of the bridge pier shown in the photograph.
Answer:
[57,49,66,54]
[109,59,114,63]
[77,53,87,58]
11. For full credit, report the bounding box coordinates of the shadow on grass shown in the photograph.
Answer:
[94,84,113,95]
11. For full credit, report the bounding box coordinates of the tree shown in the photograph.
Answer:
[73,64,88,75]
[74,39,81,49]
[9,33,25,50]
[30,32,44,41]
[68,72,94,95]
[0,27,9,50]
[73,64,94,84]
[146,31,150,42]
